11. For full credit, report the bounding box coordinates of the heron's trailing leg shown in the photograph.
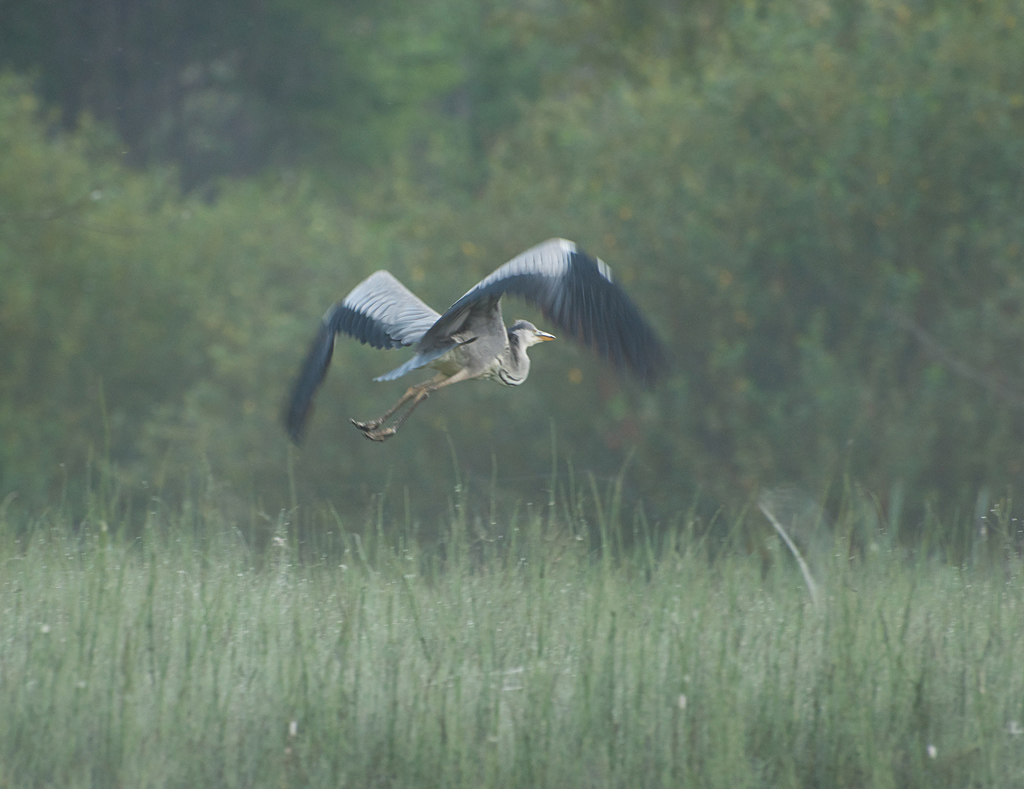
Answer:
[352,370,472,441]
[350,378,437,432]
[362,388,430,441]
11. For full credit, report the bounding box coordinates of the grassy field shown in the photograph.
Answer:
[1,481,1023,788]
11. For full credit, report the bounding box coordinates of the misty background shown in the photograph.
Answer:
[1,0,1023,536]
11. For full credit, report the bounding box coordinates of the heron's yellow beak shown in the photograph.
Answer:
[536,330,556,342]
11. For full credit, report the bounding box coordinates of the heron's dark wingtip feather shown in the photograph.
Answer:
[283,317,338,445]
[636,334,669,387]
[561,247,667,387]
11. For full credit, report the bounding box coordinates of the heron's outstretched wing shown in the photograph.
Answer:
[284,271,440,443]
[420,239,667,384]
[331,270,441,349]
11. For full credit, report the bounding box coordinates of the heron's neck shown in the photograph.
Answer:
[498,331,531,385]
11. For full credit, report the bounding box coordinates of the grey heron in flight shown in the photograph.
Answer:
[284,238,666,442]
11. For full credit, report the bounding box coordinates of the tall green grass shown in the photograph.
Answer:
[1,481,1022,788]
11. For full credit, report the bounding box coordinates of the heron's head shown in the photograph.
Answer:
[509,320,556,348]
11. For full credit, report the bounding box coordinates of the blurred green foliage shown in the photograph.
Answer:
[1,0,1024,532]
[0,0,553,192]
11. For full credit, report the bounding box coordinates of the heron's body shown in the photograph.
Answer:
[284,238,665,442]
[429,303,509,381]
[425,301,538,386]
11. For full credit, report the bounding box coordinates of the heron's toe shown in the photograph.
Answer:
[351,418,378,432]
[364,426,396,442]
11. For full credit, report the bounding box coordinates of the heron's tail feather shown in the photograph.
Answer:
[373,338,476,382]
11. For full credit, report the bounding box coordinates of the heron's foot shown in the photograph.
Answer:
[363,426,397,442]
[350,417,383,432]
